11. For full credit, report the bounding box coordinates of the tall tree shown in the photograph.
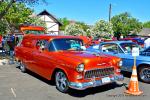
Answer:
[0,19,7,35]
[1,2,33,33]
[111,12,142,39]
[0,1,47,35]
[0,0,47,20]
[143,21,150,28]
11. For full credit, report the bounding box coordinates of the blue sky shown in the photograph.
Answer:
[31,0,150,25]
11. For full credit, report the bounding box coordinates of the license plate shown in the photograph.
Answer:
[102,77,110,83]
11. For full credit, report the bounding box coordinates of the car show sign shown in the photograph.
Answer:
[132,47,139,56]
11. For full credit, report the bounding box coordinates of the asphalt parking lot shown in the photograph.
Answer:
[0,64,149,100]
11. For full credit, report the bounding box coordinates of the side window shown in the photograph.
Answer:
[36,40,48,50]
[101,44,118,53]
[48,41,55,51]
[118,46,124,53]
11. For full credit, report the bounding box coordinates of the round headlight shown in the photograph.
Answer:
[76,64,85,72]
[118,60,123,66]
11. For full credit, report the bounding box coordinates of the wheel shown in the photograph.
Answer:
[55,70,69,93]
[16,60,21,68]
[20,61,26,73]
[138,66,150,83]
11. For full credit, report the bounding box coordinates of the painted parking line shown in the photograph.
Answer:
[11,88,16,98]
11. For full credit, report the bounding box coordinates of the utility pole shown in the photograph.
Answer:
[109,3,112,22]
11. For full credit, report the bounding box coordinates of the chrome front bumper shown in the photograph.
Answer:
[69,75,124,90]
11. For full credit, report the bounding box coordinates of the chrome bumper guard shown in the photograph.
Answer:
[69,75,124,90]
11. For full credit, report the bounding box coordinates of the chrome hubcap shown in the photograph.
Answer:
[140,68,150,81]
[56,72,68,91]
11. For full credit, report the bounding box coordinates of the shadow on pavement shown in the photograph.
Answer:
[24,70,127,97]
[16,66,129,97]
[121,71,132,78]
[67,82,126,97]
[24,70,55,86]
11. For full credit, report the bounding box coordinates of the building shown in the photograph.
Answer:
[139,28,150,37]
[37,10,62,35]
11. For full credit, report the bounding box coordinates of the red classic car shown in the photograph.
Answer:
[15,34,123,93]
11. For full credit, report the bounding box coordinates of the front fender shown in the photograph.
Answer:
[52,65,79,82]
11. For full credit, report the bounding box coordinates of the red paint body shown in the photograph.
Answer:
[15,35,123,85]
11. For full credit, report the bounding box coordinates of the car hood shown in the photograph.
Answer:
[56,51,115,69]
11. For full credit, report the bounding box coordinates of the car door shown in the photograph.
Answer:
[100,43,134,72]
[20,38,36,70]
[32,39,55,79]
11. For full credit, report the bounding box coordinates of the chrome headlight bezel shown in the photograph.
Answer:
[76,63,85,72]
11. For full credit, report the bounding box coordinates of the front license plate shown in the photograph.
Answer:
[102,77,111,83]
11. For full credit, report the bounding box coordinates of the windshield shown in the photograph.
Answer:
[23,30,45,35]
[48,38,84,51]
[120,43,139,53]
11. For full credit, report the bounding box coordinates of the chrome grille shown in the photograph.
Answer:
[84,67,114,79]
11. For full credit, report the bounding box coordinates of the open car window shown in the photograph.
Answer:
[36,40,48,50]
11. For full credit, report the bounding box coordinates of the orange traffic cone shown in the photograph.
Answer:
[125,65,143,95]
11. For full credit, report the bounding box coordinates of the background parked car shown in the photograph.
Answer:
[87,41,150,83]
[140,46,150,56]
[120,37,144,47]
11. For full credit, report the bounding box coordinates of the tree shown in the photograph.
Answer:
[0,19,7,35]
[143,21,150,28]
[76,22,90,32]
[60,18,90,36]
[90,20,113,38]
[2,2,33,33]
[111,12,142,39]
[0,1,47,35]
[59,17,70,31]
[27,16,46,29]
[0,0,47,20]
[65,23,86,36]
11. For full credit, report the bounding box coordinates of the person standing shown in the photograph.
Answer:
[2,36,6,55]
[0,35,2,50]
[144,37,150,49]
[7,34,15,64]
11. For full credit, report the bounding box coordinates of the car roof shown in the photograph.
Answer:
[23,34,82,40]
[100,40,133,45]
